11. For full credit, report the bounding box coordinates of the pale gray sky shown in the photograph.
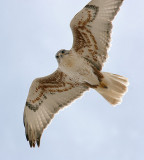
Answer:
[0,0,144,160]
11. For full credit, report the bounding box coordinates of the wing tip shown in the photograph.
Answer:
[26,134,29,141]
[28,140,41,148]
[29,141,35,148]
[36,138,41,147]
[26,134,41,148]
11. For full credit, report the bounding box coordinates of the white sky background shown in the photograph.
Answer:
[0,0,144,159]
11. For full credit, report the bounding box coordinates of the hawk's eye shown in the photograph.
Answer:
[61,50,65,53]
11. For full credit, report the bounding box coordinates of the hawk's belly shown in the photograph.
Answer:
[59,54,99,85]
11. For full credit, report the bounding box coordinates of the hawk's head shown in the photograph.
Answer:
[55,49,70,63]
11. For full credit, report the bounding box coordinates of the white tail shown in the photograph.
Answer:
[96,72,129,106]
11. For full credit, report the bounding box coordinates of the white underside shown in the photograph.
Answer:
[59,51,99,85]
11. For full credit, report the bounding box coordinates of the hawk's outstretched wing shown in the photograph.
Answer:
[23,70,88,147]
[70,0,123,70]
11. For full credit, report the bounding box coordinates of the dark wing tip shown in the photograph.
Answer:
[36,136,41,147]
[29,141,33,148]
[26,134,29,141]
[29,140,36,148]
[26,134,41,148]
[36,139,40,147]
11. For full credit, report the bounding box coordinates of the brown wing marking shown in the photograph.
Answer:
[26,71,80,112]
[73,28,87,52]
[85,5,99,22]
[29,71,65,104]
[72,5,99,62]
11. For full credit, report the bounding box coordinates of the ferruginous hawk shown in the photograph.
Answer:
[23,0,129,147]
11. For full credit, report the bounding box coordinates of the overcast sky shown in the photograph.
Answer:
[0,0,144,159]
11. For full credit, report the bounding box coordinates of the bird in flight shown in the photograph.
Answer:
[23,0,129,147]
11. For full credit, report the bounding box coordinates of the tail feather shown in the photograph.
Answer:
[96,72,129,106]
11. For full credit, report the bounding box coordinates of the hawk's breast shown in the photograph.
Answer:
[59,51,98,84]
